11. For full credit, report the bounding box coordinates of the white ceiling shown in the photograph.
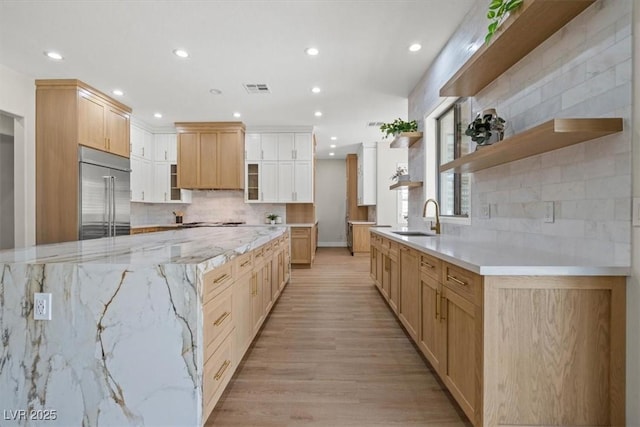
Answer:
[0,0,473,159]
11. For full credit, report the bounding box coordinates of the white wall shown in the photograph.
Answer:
[407,0,636,421]
[315,159,347,246]
[376,143,408,226]
[0,64,35,248]
[0,130,15,249]
[628,1,639,423]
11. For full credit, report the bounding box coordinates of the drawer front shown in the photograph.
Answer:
[203,286,233,363]
[291,227,310,238]
[388,241,399,261]
[442,262,481,304]
[420,252,442,281]
[235,252,253,277]
[203,329,235,412]
[203,262,233,304]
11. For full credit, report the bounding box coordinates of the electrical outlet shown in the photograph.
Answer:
[480,203,491,219]
[544,201,554,223]
[633,197,640,227]
[34,293,52,320]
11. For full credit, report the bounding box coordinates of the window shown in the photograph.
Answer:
[396,162,408,225]
[436,99,472,217]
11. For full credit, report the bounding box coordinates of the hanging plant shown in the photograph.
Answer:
[485,0,524,44]
[380,118,418,139]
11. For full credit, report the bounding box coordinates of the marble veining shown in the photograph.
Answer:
[0,226,287,426]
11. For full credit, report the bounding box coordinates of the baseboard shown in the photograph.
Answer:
[317,242,347,247]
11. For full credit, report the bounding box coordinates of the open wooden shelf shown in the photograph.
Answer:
[439,118,623,174]
[390,132,423,148]
[390,181,423,190]
[439,0,595,97]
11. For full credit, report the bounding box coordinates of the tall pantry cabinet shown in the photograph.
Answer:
[35,79,132,244]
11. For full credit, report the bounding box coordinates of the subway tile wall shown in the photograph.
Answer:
[408,0,632,264]
[131,191,286,226]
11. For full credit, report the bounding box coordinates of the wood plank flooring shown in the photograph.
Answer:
[206,247,471,426]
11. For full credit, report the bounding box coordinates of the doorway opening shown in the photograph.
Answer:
[0,111,15,249]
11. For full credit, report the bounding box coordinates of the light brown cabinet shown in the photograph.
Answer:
[290,224,317,267]
[371,231,626,426]
[35,79,132,244]
[175,122,245,190]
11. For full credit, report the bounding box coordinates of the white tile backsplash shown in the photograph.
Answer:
[408,0,632,265]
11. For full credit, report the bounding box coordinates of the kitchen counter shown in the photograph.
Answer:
[347,220,376,225]
[372,228,630,276]
[0,226,287,427]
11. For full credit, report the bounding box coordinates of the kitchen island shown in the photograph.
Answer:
[0,226,290,426]
[370,228,628,427]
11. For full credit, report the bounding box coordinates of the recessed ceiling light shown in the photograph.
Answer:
[209,88,222,95]
[173,49,189,58]
[311,86,321,94]
[409,43,422,52]
[330,144,336,148]
[233,112,241,118]
[314,111,322,117]
[329,152,335,156]
[112,89,124,96]
[154,113,163,118]
[44,51,63,60]
[305,47,319,56]
[330,136,337,141]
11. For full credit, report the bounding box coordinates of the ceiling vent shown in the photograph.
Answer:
[243,83,271,94]
[367,122,385,127]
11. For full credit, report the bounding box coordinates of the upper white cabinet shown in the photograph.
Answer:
[357,142,376,206]
[154,133,178,163]
[130,125,152,160]
[244,130,314,203]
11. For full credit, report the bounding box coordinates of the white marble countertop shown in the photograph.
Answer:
[0,226,287,265]
[372,228,630,276]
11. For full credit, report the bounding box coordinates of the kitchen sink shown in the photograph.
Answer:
[392,231,435,237]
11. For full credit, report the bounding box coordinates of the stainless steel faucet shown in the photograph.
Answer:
[422,198,441,234]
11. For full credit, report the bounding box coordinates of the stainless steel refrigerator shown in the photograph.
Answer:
[79,146,131,240]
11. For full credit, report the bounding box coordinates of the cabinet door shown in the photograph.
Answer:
[153,163,171,203]
[293,161,313,202]
[155,134,177,162]
[245,163,260,202]
[199,132,219,188]
[245,133,261,161]
[234,271,253,362]
[277,133,295,160]
[290,228,311,264]
[261,161,278,202]
[369,243,376,279]
[294,133,313,160]
[420,274,443,374]
[178,133,199,189]
[252,270,265,333]
[78,93,106,151]
[263,261,273,313]
[277,161,294,202]
[130,156,151,202]
[217,131,243,189]
[260,134,279,161]
[381,254,390,298]
[130,125,146,158]
[442,287,476,418]
[399,246,420,340]
[106,107,130,158]
[389,255,399,313]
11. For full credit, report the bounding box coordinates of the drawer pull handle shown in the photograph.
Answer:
[435,289,439,319]
[447,274,467,286]
[421,261,435,269]
[214,360,231,381]
[213,311,230,326]
[213,273,229,284]
[241,260,251,267]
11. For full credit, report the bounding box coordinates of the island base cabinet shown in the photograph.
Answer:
[482,276,625,427]
[419,273,443,375]
[398,246,420,341]
[233,270,254,362]
[203,329,235,421]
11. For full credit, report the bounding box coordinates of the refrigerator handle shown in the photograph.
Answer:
[111,176,117,237]
[103,176,111,237]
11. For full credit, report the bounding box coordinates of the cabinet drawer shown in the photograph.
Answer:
[203,286,233,363]
[420,252,442,281]
[442,262,481,304]
[203,262,233,304]
[235,252,253,277]
[203,329,235,411]
[291,227,310,237]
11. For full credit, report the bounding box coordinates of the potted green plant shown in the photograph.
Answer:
[464,108,506,148]
[380,118,418,139]
[485,0,523,43]
[266,213,278,225]
[390,166,409,182]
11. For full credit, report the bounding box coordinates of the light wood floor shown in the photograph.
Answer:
[206,247,471,426]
